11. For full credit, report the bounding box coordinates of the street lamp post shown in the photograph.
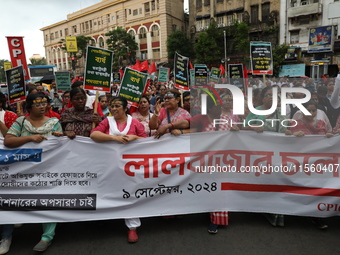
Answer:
[224,30,227,78]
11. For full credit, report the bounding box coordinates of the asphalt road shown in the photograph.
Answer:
[5,212,340,255]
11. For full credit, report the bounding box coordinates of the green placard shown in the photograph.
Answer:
[158,67,169,85]
[84,46,113,92]
[55,71,71,93]
[190,69,195,86]
[210,67,221,84]
[119,67,148,108]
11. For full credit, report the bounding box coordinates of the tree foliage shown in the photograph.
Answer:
[167,29,195,62]
[194,22,222,65]
[272,44,289,77]
[0,59,10,83]
[105,27,138,69]
[29,57,47,65]
[226,20,250,63]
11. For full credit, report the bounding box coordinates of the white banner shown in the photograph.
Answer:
[1,131,340,224]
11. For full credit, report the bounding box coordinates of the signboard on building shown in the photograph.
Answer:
[66,36,78,52]
[250,42,273,75]
[308,26,333,53]
[279,64,306,77]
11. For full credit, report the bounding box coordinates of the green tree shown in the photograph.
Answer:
[29,57,47,65]
[227,20,250,63]
[167,29,195,66]
[272,44,289,77]
[194,22,222,65]
[105,27,138,69]
[0,59,10,83]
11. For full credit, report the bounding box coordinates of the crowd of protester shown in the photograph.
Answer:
[0,73,339,253]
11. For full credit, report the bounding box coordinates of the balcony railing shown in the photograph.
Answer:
[287,3,322,18]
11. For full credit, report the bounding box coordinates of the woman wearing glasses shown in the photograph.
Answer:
[150,89,191,139]
[2,93,63,253]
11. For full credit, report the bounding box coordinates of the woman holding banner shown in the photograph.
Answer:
[60,88,101,138]
[2,93,63,253]
[157,93,238,233]
[90,96,146,243]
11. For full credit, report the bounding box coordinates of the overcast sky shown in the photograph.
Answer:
[1,0,189,64]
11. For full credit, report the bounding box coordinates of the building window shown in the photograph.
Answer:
[129,9,132,15]
[129,30,135,37]
[217,16,224,25]
[60,30,63,37]
[140,8,142,14]
[141,50,148,60]
[205,19,210,27]
[107,14,110,23]
[237,13,243,22]
[50,33,54,40]
[151,25,159,37]
[217,0,223,3]
[172,24,177,32]
[45,35,48,42]
[151,1,156,10]
[152,49,160,60]
[55,31,58,39]
[204,0,210,6]
[251,5,259,24]
[139,27,147,40]
[99,38,105,47]
[262,3,270,22]
[196,0,202,8]
[145,2,150,12]
[133,9,138,15]
[301,0,309,5]
[291,0,297,7]
[72,25,77,33]
[290,31,300,43]
[227,15,233,26]
[299,16,310,24]
[197,20,202,30]
[65,28,68,36]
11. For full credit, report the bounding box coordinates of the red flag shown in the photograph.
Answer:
[140,60,149,71]
[132,60,141,71]
[148,62,157,74]
[219,64,225,75]
[189,62,194,69]
[243,65,249,90]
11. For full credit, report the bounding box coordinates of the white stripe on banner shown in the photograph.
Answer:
[0,131,340,224]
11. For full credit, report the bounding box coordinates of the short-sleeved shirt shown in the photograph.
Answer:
[7,116,62,137]
[158,107,191,130]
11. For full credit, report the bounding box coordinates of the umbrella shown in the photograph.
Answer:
[36,75,55,84]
